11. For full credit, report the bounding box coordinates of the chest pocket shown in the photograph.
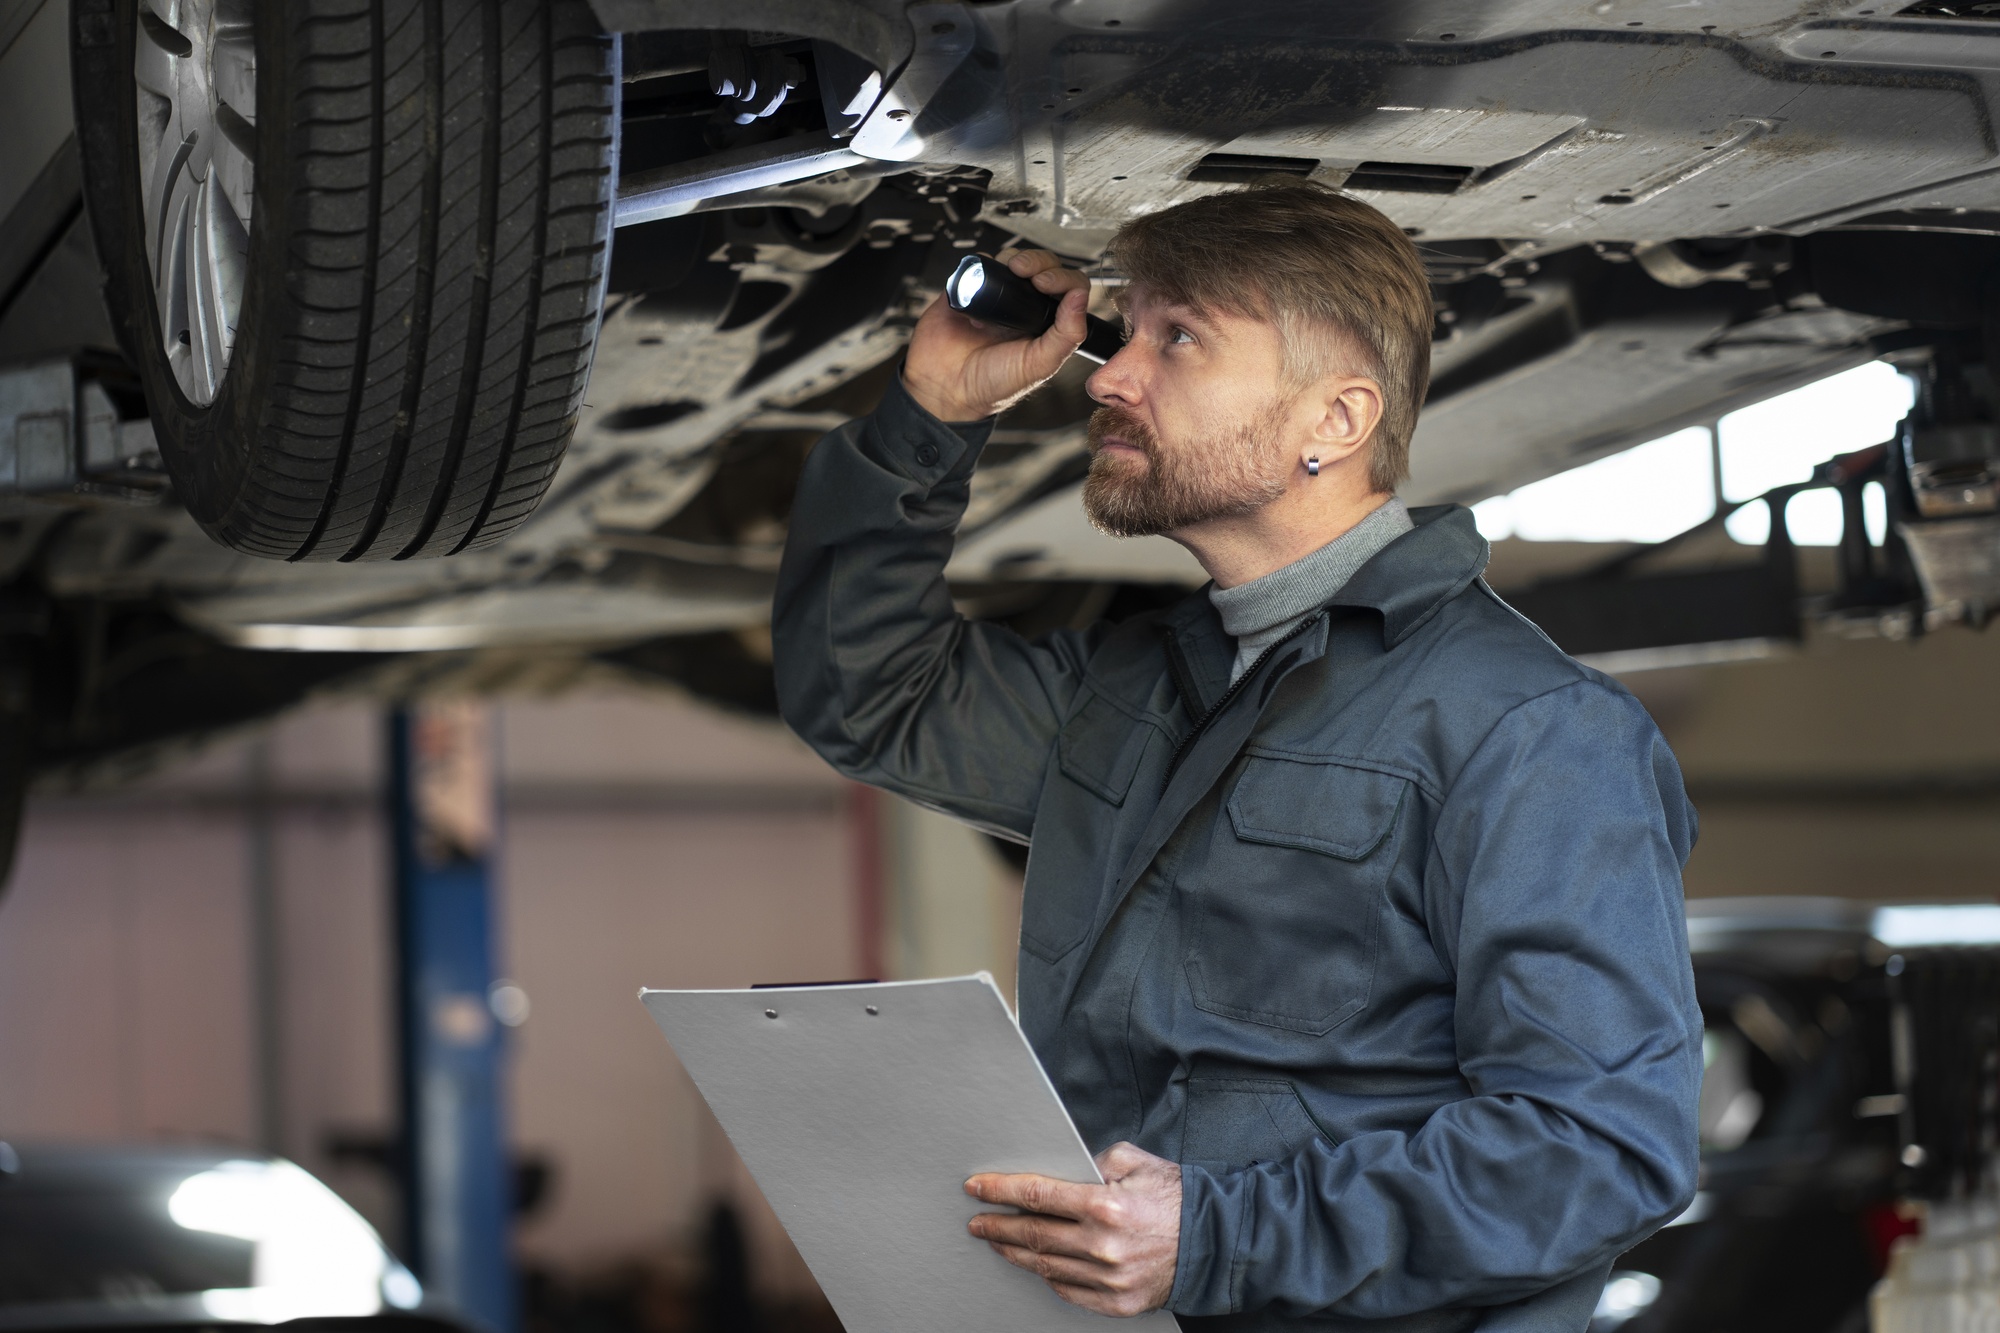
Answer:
[1184,756,1408,1035]
[1022,688,1161,962]
[1055,688,1152,805]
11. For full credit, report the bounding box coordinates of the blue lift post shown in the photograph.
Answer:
[389,703,515,1333]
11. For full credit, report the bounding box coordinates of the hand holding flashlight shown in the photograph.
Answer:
[946,256,1125,364]
[903,249,1104,423]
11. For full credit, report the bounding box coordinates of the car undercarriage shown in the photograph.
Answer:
[4,0,2000,839]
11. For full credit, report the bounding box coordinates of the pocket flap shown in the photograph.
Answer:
[1226,756,1406,860]
[1057,691,1152,806]
[1181,1078,1328,1170]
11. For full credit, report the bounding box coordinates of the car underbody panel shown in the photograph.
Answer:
[4,0,2000,764]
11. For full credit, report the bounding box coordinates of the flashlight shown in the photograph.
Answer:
[946,255,1125,364]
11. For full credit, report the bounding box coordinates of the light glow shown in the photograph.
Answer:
[1698,1028,1762,1151]
[168,1159,402,1322]
[1664,1193,1712,1228]
[1720,362,1914,544]
[1595,1271,1662,1326]
[1725,477,1894,547]
[950,259,986,308]
[1720,362,1914,501]
[1872,903,2000,948]
[1472,427,1714,544]
[1471,361,1913,548]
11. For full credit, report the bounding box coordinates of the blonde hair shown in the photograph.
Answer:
[1109,181,1433,491]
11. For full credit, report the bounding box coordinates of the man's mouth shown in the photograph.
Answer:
[1087,406,1157,464]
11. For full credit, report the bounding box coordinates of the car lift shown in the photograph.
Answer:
[389,702,515,1333]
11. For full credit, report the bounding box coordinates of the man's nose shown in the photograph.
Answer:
[1086,345,1142,407]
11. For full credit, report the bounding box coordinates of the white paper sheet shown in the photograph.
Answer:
[640,974,1181,1333]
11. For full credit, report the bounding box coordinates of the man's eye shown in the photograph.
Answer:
[1169,327,1195,345]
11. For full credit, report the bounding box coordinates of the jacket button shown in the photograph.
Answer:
[914,442,941,467]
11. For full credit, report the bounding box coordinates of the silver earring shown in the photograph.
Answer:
[1307,456,1320,477]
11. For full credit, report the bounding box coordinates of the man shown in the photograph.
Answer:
[772,181,1702,1331]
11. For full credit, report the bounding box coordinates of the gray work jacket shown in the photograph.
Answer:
[772,380,1704,1333]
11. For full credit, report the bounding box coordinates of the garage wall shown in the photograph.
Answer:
[883,799,1025,1008]
[0,702,398,1223]
[0,802,262,1144]
[1625,624,2000,899]
[0,686,892,1301]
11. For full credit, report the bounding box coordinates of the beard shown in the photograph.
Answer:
[1081,403,1290,538]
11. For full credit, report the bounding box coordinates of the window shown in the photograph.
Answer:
[1472,427,1714,544]
[1471,361,1914,548]
[1719,361,1913,544]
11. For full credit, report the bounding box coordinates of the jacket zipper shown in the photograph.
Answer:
[1160,613,1321,792]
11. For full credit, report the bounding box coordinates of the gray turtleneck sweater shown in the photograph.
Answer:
[1209,497,1414,681]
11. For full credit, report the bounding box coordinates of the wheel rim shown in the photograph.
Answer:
[134,0,255,407]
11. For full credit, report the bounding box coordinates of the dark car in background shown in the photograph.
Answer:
[1604,898,2000,1333]
[0,1144,443,1331]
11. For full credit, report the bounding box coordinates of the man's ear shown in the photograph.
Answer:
[1307,378,1384,466]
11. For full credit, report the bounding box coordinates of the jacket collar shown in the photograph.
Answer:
[1160,590,1233,716]
[1160,503,1489,678]
[1326,504,1490,646]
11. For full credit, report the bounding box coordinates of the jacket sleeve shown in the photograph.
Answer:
[771,373,1105,840]
[1171,677,1705,1321]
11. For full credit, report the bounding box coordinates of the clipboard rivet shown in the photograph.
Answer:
[764,1008,778,1019]
[865,1005,879,1016]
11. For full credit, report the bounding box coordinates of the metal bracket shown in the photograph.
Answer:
[848,3,978,164]
[0,357,160,496]
[612,6,982,226]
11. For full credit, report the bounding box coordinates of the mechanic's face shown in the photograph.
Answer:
[1081,285,1295,538]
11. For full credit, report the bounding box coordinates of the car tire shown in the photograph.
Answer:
[71,0,617,560]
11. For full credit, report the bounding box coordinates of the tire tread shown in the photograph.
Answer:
[192,0,613,559]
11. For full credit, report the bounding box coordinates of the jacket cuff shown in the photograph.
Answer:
[1169,1162,1246,1316]
[870,369,995,485]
